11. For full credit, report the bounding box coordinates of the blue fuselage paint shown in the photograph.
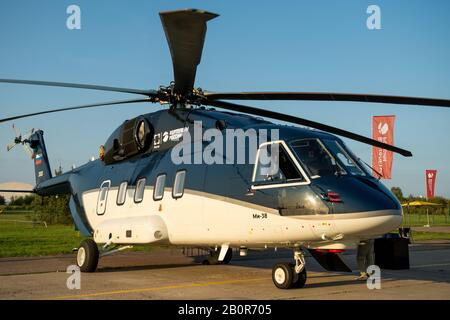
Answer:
[34,108,401,235]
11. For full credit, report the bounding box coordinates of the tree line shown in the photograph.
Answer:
[1,194,72,225]
[391,187,449,206]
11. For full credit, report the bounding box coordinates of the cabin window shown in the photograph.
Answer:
[97,180,111,215]
[252,141,310,190]
[153,174,166,201]
[172,170,186,199]
[134,178,146,203]
[116,181,128,205]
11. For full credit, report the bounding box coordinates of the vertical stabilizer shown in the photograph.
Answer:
[29,130,52,185]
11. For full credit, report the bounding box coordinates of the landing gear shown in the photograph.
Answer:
[202,247,232,265]
[272,249,307,289]
[272,263,294,289]
[76,239,99,272]
[76,239,133,272]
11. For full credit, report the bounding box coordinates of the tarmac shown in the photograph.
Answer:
[0,241,449,300]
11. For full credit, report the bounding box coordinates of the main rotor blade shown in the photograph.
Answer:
[160,9,218,95]
[205,100,412,157]
[0,98,152,123]
[0,79,156,96]
[204,92,450,108]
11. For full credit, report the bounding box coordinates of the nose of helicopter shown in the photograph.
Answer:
[342,209,403,238]
[311,175,402,214]
[310,175,403,237]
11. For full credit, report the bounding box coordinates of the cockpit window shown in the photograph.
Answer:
[322,139,365,176]
[252,141,310,189]
[290,139,342,178]
[290,138,365,178]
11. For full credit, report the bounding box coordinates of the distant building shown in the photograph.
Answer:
[0,182,34,204]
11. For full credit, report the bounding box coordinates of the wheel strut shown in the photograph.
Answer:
[271,247,307,289]
[294,249,305,274]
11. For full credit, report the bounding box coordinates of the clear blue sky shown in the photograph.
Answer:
[0,0,449,197]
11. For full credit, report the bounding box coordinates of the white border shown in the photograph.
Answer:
[251,140,311,190]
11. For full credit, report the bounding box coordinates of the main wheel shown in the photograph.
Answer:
[272,262,294,289]
[292,265,307,288]
[76,239,99,272]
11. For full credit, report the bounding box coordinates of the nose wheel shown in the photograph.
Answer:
[272,249,307,289]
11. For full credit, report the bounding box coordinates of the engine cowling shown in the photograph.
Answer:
[102,116,154,165]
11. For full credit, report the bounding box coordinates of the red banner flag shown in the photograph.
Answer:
[426,170,437,199]
[372,115,395,179]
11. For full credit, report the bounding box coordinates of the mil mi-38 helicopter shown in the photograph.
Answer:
[1,9,449,289]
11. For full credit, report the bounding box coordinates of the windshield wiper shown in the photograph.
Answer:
[358,158,383,180]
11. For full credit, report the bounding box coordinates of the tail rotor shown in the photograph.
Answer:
[6,124,36,159]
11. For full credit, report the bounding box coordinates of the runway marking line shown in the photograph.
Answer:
[411,262,450,268]
[46,277,267,300]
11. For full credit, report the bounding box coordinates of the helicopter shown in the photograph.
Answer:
[1,9,449,289]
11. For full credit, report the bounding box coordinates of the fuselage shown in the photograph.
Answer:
[36,108,402,249]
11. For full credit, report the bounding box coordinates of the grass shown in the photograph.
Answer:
[0,213,87,257]
[410,231,450,241]
[0,213,162,257]
[402,213,450,227]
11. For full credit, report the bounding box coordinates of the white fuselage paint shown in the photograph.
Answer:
[81,187,402,249]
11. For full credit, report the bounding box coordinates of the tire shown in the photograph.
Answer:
[76,239,99,272]
[272,262,294,289]
[291,265,307,288]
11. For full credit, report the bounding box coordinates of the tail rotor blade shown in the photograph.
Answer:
[23,144,34,159]
[7,142,16,152]
[12,124,20,137]
[24,128,35,139]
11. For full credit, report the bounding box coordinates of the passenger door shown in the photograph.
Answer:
[96,180,111,215]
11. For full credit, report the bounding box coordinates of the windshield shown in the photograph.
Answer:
[290,139,365,178]
[253,142,304,184]
[321,139,365,176]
